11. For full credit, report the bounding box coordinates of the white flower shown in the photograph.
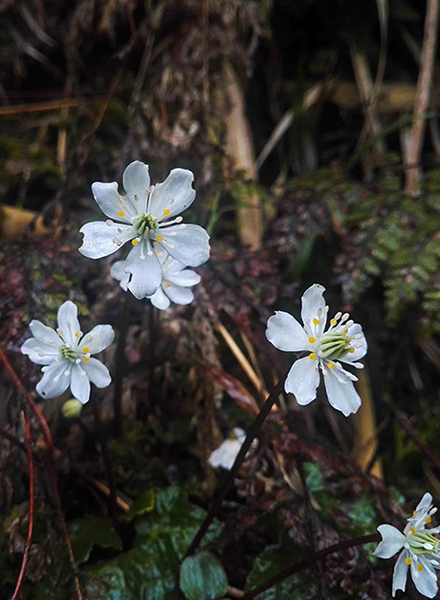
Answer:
[111,246,201,310]
[208,428,248,470]
[79,161,210,299]
[21,301,114,404]
[375,493,440,598]
[265,284,367,417]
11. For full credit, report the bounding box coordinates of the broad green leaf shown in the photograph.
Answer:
[180,551,228,600]
[120,489,156,523]
[69,515,122,563]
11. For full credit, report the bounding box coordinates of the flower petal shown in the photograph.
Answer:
[416,493,433,513]
[266,311,308,352]
[285,356,320,405]
[125,242,162,298]
[123,161,150,197]
[155,224,210,267]
[149,287,171,310]
[79,325,115,354]
[21,338,60,365]
[166,268,201,287]
[149,168,196,220]
[208,439,242,470]
[36,361,71,399]
[79,221,135,259]
[410,556,438,598]
[301,284,327,332]
[163,282,194,305]
[91,181,133,223]
[323,366,361,416]
[341,323,368,364]
[374,525,406,559]
[82,357,112,389]
[28,320,62,348]
[392,550,408,597]
[71,364,91,404]
[111,261,130,291]
[57,301,81,347]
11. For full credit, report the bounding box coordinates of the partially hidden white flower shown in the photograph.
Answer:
[265,284,367,417]
[79,161,210,299]
[111,246,201,310]
[21,301,114,404]
[375,493,440,598]
[208,428,249,470]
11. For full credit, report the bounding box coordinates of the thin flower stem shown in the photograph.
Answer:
[11,408,34,600]
[394,409,440,473]
[184,375,287,559]
[0,344,83,600]
[91,392,119,531]
[148,302,156,407]
[240,534,380,600]
[113,292,132,438]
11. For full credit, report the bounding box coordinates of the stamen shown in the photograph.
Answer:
[308,337,315,343]
[83,357,90,362]
[313,318,319,326]
[83,347,89,353]
[418,564,424,572]
[156,236,163,242]
[134,194,139,201]
[406,557,412,565]
[112,237,122,247]
[309,353,316,360]
[132,239,140,246]
[106,219,114,227]
[179,223,186,229]
[427,516,432,523]
[163,209,171,216]
[328,362,335,369]
[165,282,172,288]
[118,211,125,218]
[330,319,337,326]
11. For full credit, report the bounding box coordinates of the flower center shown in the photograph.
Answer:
[318,332,352,360]
[408,530,440,556]
[133,213,158,237]
[60,346,78,363]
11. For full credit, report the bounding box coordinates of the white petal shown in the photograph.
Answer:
[416,493,433,513]
[301,284,327,331]
[110,261,130,291]
[125,243,162,298]
[156,224,210,267]
[392,551,408,597]
[266,311,308,352]
[21,338,60,365]
[123,161,150,198]
[285,356,320,405]
[341,323,368,364]
[28,320,62,347]
[82,357,112,388]
[57,301,81,347]
[91,181,132,223]
[374,525,405,559]
[149,287,171,310]
[323,366,361,416]
[208,439,242,470]
[36,361,71,399]
[79,325,115,354]
[166,268,201,287]
[71,364,91,404]
[411,556,438,598]
[79,222,134,259]
[149,168,196,220]
[163,283,194,305]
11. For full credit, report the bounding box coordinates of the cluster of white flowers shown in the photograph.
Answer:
[375,493,440,597]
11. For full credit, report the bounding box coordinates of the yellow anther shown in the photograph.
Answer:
[83,357,90,362]
[118,211,125,217]
[132,239,139,246]
[309,353,316,360]
[406,557,412,565]
[156,236,163,242]
[163,209,171,216]
[349,348,355,353]
[328,362,335,369]
[343,328,348,334]
[418,564,424,572]
[313,318,319,326]
[409,528,415,535]
[75,332,79,338]
[308,337,315,344]
[165,282,172,288]
[330,318,336,326]
[426,516,432,523]
[413,510,417,515]
[83,347,89,353]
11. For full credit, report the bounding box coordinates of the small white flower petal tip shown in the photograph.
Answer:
[21,301,115,404]
[208,428,257,471]
[80,161,210,298]
[375,493,440,598]
[265,284,367,417]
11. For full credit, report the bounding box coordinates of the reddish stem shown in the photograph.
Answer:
[11,408,34,600]
[0,345,83,600]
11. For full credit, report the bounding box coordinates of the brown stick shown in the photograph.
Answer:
[405,0,440,197]
[0,345,83,600]
[11,409,35,600]
[240,534,380,600]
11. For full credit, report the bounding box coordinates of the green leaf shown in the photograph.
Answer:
[180,551,228,600]
[120,489,156,523]
[69,516,122,564]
